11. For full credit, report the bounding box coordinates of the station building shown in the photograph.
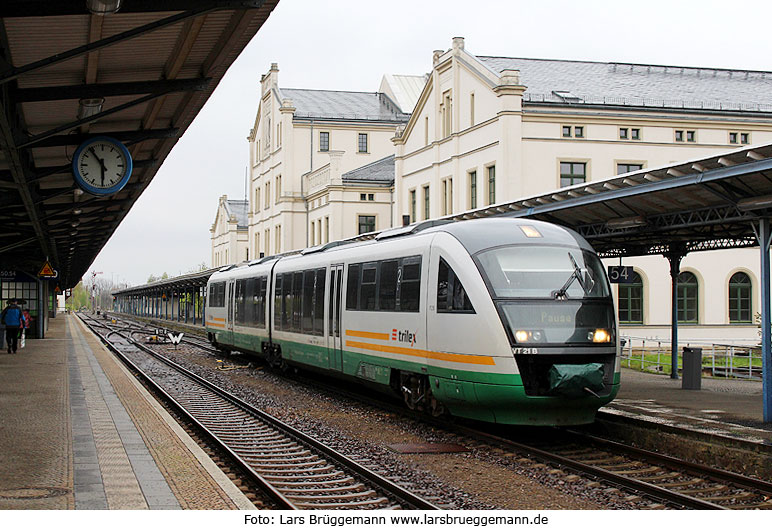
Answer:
[392,37,772,344]
[210,195,249,267]
[244,64,421,256]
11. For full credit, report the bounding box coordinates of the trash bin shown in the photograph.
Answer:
[682,346,702,390]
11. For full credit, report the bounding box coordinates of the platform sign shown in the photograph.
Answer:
[608,266,635,284]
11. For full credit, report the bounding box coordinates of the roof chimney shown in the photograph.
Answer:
[452,37,465,50]
[432,49,444,66]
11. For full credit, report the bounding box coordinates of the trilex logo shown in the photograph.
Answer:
[392,328,417,347]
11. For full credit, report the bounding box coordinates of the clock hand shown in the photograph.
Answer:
[89,147,107,185]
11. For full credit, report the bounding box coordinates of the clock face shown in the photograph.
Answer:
[72,136,133,196]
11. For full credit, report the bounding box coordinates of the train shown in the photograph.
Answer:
[205,218,620,425]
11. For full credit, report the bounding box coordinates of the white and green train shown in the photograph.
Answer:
[205,218,620,425]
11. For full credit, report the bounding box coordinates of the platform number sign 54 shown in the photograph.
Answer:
[607,266,635,284]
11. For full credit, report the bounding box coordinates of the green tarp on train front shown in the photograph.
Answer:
[548,363,605,397]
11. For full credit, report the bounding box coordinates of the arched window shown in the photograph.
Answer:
[729,272,752,323]
[618,271,643,324]
[677,271,698,323]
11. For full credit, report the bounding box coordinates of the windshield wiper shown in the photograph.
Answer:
[551,252,594,300]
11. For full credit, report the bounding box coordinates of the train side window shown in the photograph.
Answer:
[399,257,422,312]
[361,262,378,310]
[260,277,268,327]
[378,260,398,310]
[437,258,475,313]
[329,269,336,333]
[244,278,255,325]
[234,279,245,324]
[346,264,360,310]
[302,270,315,333]
[208,282,226,307]
[292,272,303,332]
[282,273,292,330]
[274,275,283,330]
[314,268,325,336]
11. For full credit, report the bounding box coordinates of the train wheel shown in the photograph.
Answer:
[400,373,427,410]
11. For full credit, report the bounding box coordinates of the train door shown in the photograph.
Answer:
[327,264,344,372]
[224,279,235,344]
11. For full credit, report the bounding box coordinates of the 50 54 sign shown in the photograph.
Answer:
[607,266,635,284]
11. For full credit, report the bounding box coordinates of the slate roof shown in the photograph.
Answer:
[225,199,249,229]
[281,88,410,122]
[342,155,394,185]
[477,56,772,112]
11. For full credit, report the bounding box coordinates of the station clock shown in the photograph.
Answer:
[72,136,133,196]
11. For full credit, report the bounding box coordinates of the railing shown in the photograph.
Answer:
[523,93,772,113]
[305,164,331,195]
[620,336,763,380]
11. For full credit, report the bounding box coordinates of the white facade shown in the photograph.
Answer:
[246,64,412,257]
[210,195,249,267]
[393,38,772,344]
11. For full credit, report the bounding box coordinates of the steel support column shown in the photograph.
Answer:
[758,218,772,422]
[666,248,685,379]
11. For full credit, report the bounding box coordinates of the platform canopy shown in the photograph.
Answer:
[0,0,278,288]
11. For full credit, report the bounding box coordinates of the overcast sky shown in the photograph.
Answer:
[89,0,772,287]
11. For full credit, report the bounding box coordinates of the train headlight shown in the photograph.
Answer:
[515,330,544,343]
[590,329,611,343]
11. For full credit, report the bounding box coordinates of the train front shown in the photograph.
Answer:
[473,221,620,425]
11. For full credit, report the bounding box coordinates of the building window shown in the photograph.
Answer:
[560,161,586,187]
[618,271,643,324]
[676,130,696,143]
[275,225,281,253]
[631,128,641,140]
[469,170,477,209]
[360,193,366,201]
[619,127,628,139]
[255,187,261,212]
[358,215,375,234]
[255,233,260,258]
[423,185,430,220]
[441,90,452,138]
[675,130,684,142]
[409,189,416,223]
[730,131,750,144]
[275,175,281,203]
[729,272,752,323]
[320,131,329,152]
[677,271,698,323]
[425,116,429,145]
[562,125,584,138]
[265,182,270,208]
[265,228,270,256]
[686,130,695,142]
[442,178,453,215]
[487,166,495,205]
[310,221,315,246]
[358,133,368,153]
[617,163,643,174]
[325,216,330,243]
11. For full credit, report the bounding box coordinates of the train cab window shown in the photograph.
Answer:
[399,259,421,312]
[379,260,398,310]
[346,264,360,310]
[361,263,378,310]
[208,282,225,307]
[314,268,325,335]
[437,258,474,313]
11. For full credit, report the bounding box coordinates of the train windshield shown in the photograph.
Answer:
[476,245,610,299]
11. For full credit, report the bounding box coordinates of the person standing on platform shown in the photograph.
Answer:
[20,306,30,348]
[1,299,23,353]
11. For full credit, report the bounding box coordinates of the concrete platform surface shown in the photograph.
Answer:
[0,314,253,510]
[604,367,771,445]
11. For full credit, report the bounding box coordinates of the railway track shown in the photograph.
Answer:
[78,313,439,510]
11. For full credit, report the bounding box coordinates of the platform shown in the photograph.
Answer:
[604,367,771,445]
[0,314,254,510]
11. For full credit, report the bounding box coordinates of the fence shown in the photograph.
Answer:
[619,336,763,380]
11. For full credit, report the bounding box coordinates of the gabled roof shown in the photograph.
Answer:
[342,155,394,185]
[281,88,409,122]
[225,199,248,229]
[477,56,772,112]
[380,74,428,114]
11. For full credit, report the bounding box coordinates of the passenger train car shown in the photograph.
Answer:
[205,218,620,425]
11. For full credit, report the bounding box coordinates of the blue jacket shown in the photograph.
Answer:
[1,304,22,327]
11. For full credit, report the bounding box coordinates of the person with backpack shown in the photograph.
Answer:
[1,299,23,353]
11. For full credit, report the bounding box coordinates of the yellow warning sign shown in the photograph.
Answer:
[38,261,56,278]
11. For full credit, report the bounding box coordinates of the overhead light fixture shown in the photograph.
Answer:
[86,0,122,15]
[738,195,772,211]
[606,215,647,230]
[71,221,80,228]
[77,97,104,119]
[73,208,82,215]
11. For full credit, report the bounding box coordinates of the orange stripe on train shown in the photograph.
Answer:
[345,340,495,366]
